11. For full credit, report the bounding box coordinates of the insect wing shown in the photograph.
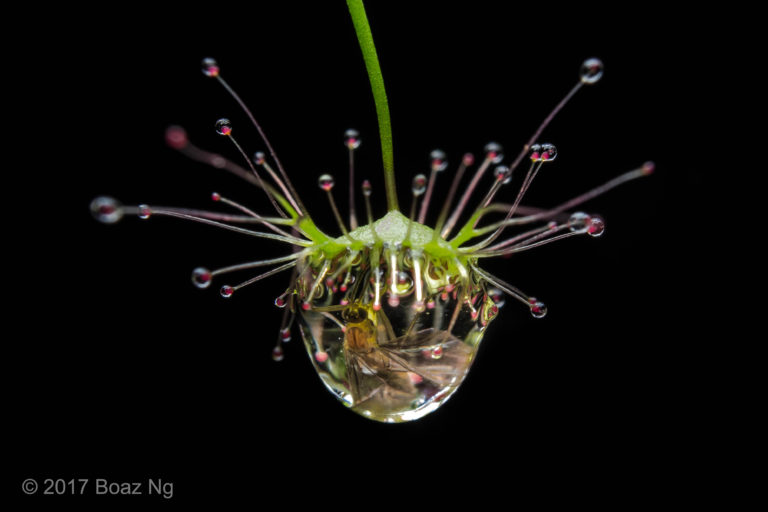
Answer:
[379,330,474,389]
[346,328,473,411]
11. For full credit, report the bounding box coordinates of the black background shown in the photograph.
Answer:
[8,1,706,504]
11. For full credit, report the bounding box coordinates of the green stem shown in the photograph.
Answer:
[346,0,398,212]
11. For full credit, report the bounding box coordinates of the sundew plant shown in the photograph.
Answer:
[91,0,652,422]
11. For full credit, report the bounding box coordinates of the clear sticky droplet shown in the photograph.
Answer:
[165,125,188,149]
[344,129,361,149]
[362,180,372,197]
[220,285,234,298]
[529,299,548,318]
[191,267,212,289]
[215,118,232,136]
[314,351,329,363]
[568,212,591,232]
[529,143,542,162]
[396,271,414,293]
[430,149,448,172]
[587,215,605,237]
[318,174,335,191]
[580,57,604,84]
[387,294,400,307]
[137,204,151,220]
[541,143,557,162]
[272,346,284,362]
[493,165,512,184]
[90,196,124,224]
[463,153,475,166]
[281,328,292,342]
[484,142,504,164]
[253,151,266,165]
[201,57,220,77]
[412,174,427,196]
[430,346,444,359]
[488,288,505,308]
[274,296,287,308]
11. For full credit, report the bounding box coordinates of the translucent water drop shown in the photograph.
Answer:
[362,180,372,197]
[215,118,232,136]
[314,351,329,363]
[220,285,234,298]
[272,346,284,362]
[396,271,414,294]
[412,174,427,196]
[587,215,605,237]
[463,153,475,166]
[165,125,188,149]
[137,204,151,220]
[488,288,505,308]
[344,129,361,149]
[318,174,335,191]
[529,299,548,318]
[493,165,512,184]
[253,151,266,165]
[529,144,542,162]
[568,212,591,232]
[281,328,292,342]
[484,142,504,164]
[580,57,604,84]
[201,57,220,77]
[191,267,212,289]
[90,196,124,224]
[481,302,499,325]
[541,143,557,162]
[430,149,448,172]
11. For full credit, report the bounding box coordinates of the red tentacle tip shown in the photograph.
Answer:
[641,161,655,175]
[165,125,188,149]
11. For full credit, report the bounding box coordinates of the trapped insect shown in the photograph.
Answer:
[91,1,652,422]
